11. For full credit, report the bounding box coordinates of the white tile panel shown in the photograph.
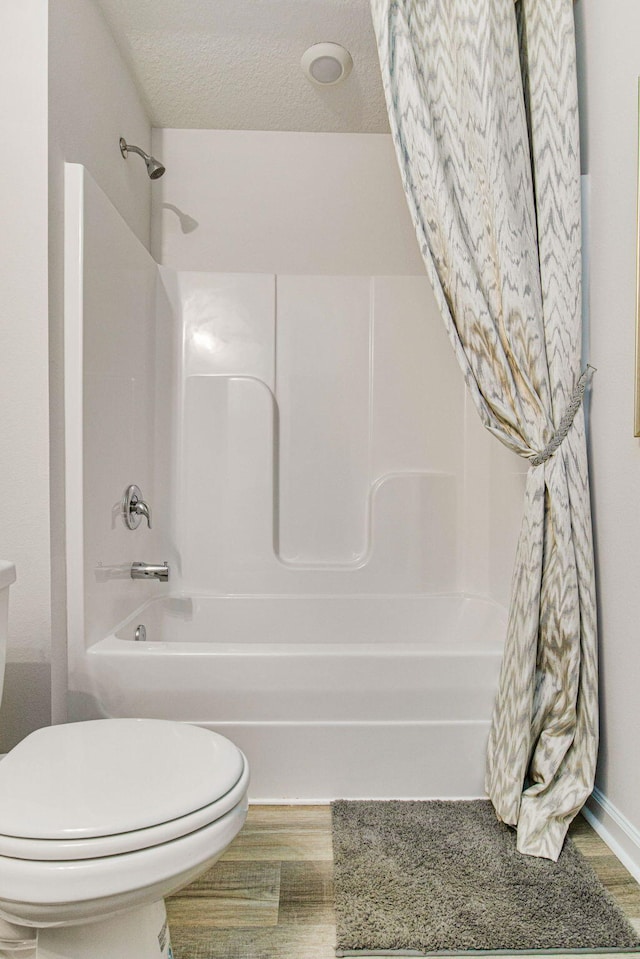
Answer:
[371,276,464,480]
[179,272,275,387]
[275,276,371,565]
[181,376,277,592]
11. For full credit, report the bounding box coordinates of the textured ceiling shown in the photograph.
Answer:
[96,0,390,133]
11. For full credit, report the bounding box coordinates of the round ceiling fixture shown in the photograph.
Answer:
[301,42,353,86]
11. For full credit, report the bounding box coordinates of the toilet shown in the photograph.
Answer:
[0,561,249,959]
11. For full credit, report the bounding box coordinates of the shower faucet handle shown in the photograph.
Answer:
[122,484,152,530]
[132,499,152,529]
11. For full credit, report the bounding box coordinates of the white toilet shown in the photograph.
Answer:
[0,562,250,959]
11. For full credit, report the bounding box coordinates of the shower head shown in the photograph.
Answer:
[119,138,166,179]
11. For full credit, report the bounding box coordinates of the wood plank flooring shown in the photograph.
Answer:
[166,806,640,959]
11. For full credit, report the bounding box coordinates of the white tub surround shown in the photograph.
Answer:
[175,271,461,594]
[64,163,177,693]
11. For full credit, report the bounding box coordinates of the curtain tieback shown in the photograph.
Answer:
[530,365,596,467]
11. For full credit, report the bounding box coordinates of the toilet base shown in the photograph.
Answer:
[31,901,172,959]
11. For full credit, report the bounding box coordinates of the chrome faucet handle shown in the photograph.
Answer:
[131,499,152,529]
[122,485,152,530]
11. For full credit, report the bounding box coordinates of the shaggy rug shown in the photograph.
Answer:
[332,800,640,956]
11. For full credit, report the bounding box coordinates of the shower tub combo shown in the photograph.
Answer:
[65,164,518,802]
[86,594,506,799]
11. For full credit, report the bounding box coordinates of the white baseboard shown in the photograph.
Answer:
[583,787,640,884]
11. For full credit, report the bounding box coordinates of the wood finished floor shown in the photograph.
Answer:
[166,806,640,959]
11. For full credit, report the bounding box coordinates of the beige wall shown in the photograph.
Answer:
[575,0,640,855]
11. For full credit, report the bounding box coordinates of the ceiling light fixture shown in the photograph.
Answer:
[301,42,353,86]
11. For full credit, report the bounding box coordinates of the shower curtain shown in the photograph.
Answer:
[370,0,597,860]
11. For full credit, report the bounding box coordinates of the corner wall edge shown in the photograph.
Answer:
[583,787,640,884]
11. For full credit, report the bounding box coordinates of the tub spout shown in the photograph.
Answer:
[131,562,169,582]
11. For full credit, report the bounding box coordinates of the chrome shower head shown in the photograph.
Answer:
[145,155,166,179]
[119,138,166,179]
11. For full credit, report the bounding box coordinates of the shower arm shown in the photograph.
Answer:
[119,139,150,162]
[119,138,166,179]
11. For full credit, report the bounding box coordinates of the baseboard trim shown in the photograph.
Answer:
[583,787,640,884]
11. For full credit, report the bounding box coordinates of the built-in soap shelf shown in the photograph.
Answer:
[181,374,457,593]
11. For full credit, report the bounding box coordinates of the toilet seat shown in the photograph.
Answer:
[0,799,248,923]
[0,719,247,860]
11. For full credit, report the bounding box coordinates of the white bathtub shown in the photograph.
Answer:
[85,594,506,801]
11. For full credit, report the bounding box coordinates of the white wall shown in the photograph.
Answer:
[0,0,153,748]
[0,2,52,750]
[49,0,152,250]
[1,0,155,748]
[575,0,640,865]
[47,0,154,728]
[151,130,425,275]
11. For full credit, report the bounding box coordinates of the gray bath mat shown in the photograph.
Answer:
[332,800,640,956]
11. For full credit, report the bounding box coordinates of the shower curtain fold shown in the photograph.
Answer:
[370,0,597,859]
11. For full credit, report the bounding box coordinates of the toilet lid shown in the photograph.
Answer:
[0,757,249,861]
[0,719,244,840]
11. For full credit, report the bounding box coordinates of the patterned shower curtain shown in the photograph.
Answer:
[370,0,597,860]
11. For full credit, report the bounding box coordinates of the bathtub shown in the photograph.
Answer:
[84,594,506,801]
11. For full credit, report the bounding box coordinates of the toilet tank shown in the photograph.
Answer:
[0,562,16,709]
